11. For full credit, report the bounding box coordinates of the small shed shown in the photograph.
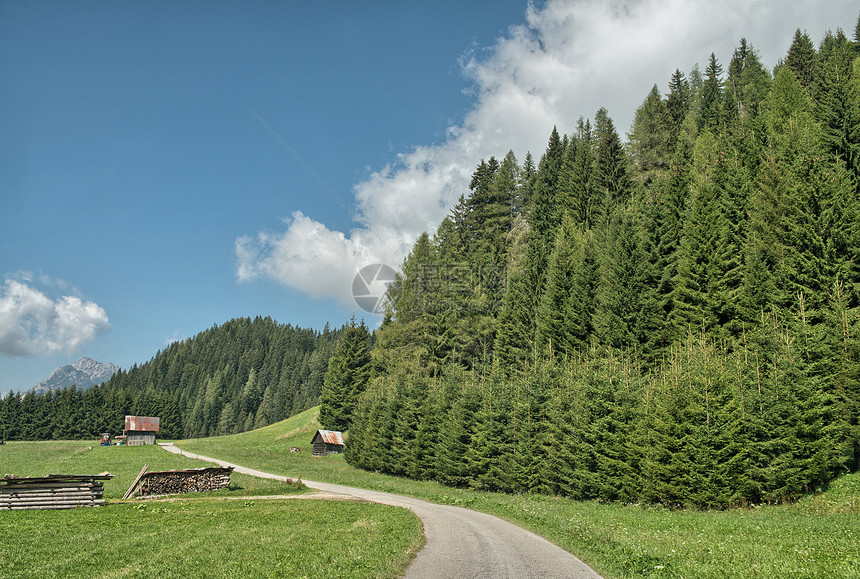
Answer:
[311,429,344,456]
[123,415,160,446]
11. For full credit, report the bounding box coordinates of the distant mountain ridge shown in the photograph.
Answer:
[32,357,120,394]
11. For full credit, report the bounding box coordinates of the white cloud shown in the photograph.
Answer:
[236,211,412,306]
[0,277,111,357]
[236,0,858,307]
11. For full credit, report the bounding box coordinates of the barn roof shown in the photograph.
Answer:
[124,415,160,432]
[312,429,344,445]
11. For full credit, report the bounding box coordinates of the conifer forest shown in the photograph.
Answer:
[0,317,342,440]
[4,18,860,509]
[344,21,860,508]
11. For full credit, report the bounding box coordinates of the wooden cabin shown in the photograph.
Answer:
[123,415,160,446]
[311,429,344,456]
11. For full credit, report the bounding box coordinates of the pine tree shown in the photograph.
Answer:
[494,218,538,368]
[471,368,516,492]
[745,66,833,319]
[412,378,444,480]
[519,152,537,210]
[437,370,482,488]
[336,18,860,507]
[535,213,586,356]
[629,84,672,188]
[512,358,555,494]
[699,53,725,131]
[785,29,817,90]
[592,203,646,349]
[666,69,692,142]
[559,118,595,227]
[319,317,371,431]
[529,126,566,240]
[496,150,522,222]
[815,29,860,200]
[592,108,633,228]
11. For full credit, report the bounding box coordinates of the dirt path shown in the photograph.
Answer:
[159,443,602,579]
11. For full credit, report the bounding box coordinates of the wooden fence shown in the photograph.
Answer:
[0,474,113,510]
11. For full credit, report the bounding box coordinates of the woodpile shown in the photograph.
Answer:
[1,473,113,510]
[131,467,234,497]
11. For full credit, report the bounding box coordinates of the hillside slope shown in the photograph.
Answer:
[0,317,341,440]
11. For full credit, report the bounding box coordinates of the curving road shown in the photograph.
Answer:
[158,443,602,579]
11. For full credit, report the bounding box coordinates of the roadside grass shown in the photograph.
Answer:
[0,500,423,578]
[178,407,860,579]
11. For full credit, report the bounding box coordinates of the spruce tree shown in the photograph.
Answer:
[629,84,672,188]
[529,126,566,240]
[699,53,725,131]
[785,29,817,90]
[666,69,692,143]
[592,203,646,349]
[535,213,586,356]
[319,316,371,431]
[559,118,595,227]
[671,130,725,335]
[494,224,539,368]
[592,108,633,228]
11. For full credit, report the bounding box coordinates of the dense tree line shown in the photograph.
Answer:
[344,19,860,507]
[0,317,342,440]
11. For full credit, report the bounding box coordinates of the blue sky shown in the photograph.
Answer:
[2,0,857,394]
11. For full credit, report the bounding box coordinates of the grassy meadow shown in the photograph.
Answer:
[1,499,423,579]
[178,407,860,579]
[4,408,859,578]
[0,440,302,498]
[0,438,424,578]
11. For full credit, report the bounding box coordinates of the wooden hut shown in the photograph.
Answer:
[311,429,344,456]
[123,415,160,446]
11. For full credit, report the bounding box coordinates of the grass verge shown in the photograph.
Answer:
[178,407,860,579]
[0,500,423,578]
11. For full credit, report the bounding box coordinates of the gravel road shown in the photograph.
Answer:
[159,443,602,578]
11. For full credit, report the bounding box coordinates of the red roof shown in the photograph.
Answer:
[313,430,344,445]
[124,415,160,432]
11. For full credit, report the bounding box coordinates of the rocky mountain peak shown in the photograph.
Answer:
[31,357,120,394]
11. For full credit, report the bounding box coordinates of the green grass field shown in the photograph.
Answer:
[178,407,860,579]
[4,409,859,578]
[1,500,423,579]
[0,437,424,578]
[0,440,303,498]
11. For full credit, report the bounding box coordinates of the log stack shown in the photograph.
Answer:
[134,467,233,497]
[0,474,113,510]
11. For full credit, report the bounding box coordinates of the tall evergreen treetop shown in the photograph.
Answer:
[724,38,771,123]
[592,108,633,227]
[319,316,371,432]
[629,84,672,188]
[699,53,725,130]
[666,69,692,145]
[785,29,817,90]
[530,126,566,240]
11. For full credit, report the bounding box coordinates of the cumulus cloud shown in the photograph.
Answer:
[0,276,111,357]
[236,0,856,307]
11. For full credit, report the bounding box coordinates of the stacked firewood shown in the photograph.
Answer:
[0,474,113,510]
[136,467,233,497]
